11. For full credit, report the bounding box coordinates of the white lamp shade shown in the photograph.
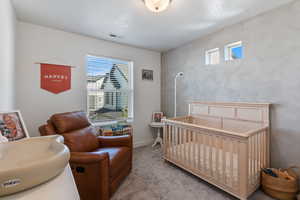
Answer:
[144,0,171,12]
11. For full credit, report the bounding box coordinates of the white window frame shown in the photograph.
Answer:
[224,41,243,61]
[86,55,134,125]
[205,48,220,65]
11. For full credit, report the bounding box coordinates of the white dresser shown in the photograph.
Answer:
[2,165,80,200]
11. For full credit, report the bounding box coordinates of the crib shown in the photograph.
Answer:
[163,102,270,200]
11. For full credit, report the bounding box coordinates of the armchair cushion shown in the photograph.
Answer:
[51,111,91,134]
[63,126,99,152]
[94,147,131,179]
[98,135,132,148]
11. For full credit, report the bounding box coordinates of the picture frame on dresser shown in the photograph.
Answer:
[0,111,29,142]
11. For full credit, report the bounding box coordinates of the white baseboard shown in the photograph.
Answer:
[133,139,153,148]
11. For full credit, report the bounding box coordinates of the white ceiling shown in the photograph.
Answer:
[12,0,294,52]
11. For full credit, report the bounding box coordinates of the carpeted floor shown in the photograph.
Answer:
[112,145,275,200]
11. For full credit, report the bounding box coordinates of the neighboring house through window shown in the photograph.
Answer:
[86,55,133,123]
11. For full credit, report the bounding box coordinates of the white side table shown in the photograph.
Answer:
[149,122,164,147]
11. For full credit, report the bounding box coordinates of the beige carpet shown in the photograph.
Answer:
[112,145,274,200]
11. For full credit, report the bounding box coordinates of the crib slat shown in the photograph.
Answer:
[177,126,179,160]
[183,129,187,164]
[263,130,267,168]
[233,140,238,189]
[215,136,220,180]
[175,127,178,161]
[176,127,179,161]
[251,135,255,186]
[180,127,183,163]
[203,134,207,173]
[188,130,193,167]
[249,136,252,186]
[193,131,197,169]
[210,135,216,178]
[230,140,234,187]
[168,125,172,158]
[256,133,259,183]
[166,125,170,155]
[209,135,213,177]
[172,125,176,160]
[252,135,256,186]
[187,129,191,166]
[266,128,270,167]
[222,138,227,185]
[259,132,262,170]
[239,141,249,198]
[170,125,173,158]
[260,131,264,169]
[189,130,192,167]
[197,133,201,171]
[163,125,167,155]
[191,130,194,168]
[190,130,193,167]
[179,127,183,163]
[212,135,218,179]
[253,134,258,184]
[173,127,176,160]
[253,135,256,185]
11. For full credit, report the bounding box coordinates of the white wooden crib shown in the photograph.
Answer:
[163,102,270,200]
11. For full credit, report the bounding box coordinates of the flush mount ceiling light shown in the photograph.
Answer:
[143,0,172,13]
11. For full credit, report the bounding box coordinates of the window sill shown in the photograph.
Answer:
[92,118,133,127]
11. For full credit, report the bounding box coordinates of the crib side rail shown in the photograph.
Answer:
[164,118,253,139]
[163,121,250,198]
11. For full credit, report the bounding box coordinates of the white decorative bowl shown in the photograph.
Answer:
[0,135,70,196]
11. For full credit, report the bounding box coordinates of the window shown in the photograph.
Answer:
[225,41,243,61]
[205,48,220,65]
[86,55,133,123]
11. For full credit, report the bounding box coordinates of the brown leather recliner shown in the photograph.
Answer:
[39,111,132,200]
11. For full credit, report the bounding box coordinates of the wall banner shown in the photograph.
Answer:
[40,63,71,94]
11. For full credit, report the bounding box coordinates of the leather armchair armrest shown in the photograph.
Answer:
[39,122,56,136]
[39,125,48,136]
[97,135,132,148]
[70,151,109,164]
[70,151,110,200]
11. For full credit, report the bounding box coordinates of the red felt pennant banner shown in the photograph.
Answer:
[40,63,71,94]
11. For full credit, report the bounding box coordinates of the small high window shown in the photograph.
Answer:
[225,41,243,61]
[205,48,220,65]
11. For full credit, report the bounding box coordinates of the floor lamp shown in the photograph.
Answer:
[174,72,184,117]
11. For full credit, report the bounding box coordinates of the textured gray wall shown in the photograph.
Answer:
[162,1,300,168]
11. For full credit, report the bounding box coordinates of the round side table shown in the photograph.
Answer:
[149,122,164,147]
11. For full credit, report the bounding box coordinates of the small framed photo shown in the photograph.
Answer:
[0,111,29,142]
[152,112,163,123]
[142,69,153,81]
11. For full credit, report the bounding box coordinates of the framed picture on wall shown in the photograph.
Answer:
[152,112,163,123]
[142,69,153,81]
[0,111,29,142]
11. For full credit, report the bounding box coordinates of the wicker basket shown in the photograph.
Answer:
[262,167,299,200]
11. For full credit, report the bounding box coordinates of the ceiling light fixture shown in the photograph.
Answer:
[143,0,172,13]
[109,33,118,38]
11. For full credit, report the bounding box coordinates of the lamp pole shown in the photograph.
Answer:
[174,72,184,117]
